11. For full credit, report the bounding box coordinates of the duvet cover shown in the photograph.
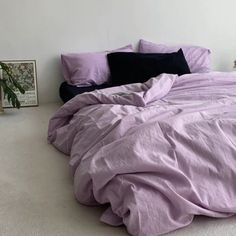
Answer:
[48,72,236,236]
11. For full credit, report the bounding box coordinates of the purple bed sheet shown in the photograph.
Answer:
[48,72,236,236]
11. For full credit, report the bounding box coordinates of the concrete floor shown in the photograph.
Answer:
[0,103,236,236]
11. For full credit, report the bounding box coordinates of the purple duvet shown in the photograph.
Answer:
[48,72,236,236]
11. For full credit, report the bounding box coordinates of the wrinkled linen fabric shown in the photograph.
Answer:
[138,39,211,73]
[48,72,236,236]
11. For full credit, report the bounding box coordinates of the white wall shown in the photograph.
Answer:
[1,0,236,103]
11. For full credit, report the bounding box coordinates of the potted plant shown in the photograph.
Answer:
[0,61,25,112]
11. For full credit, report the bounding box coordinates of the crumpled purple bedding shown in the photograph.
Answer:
[48,72,236,236]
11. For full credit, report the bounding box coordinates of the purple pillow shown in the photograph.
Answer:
[139,39,211,73]
[61,45,133,86]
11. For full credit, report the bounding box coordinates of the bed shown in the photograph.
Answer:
[48,71,236,236]
[49,40,236,235]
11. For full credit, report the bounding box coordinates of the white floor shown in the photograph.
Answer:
[0,103,236,236]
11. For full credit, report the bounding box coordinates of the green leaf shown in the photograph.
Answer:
[0,61,25,108]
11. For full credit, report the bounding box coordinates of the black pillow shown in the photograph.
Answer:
[107,49,191,86]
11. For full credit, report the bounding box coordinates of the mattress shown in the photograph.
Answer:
[59,82,110,103]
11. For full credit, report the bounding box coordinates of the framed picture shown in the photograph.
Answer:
[1,60,38,107]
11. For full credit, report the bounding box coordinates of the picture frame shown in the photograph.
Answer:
[1,60,38,108]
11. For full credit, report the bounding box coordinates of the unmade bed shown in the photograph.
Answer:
[48,72,236,236]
